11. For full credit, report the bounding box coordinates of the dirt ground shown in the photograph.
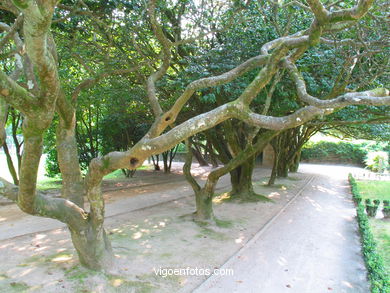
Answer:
[0,163,316,292]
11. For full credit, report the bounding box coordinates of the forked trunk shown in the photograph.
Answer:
[194,189,214,221]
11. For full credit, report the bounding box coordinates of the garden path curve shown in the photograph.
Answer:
[194,164,369,293]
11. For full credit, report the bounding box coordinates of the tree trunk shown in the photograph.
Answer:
[56,113,84,207]
[277,158,289,178]
[183,139,215,222]
[69,224,113,271]
[163,154,169,173]
[230,158,257,199]
[0,99,7,146]
[2,142,19,185]
[289,149,301,172]
[191,147,209,166]
[151,154,160,170]
[121,169,136,178]
[194,189,214,221]
[268,144,279,186]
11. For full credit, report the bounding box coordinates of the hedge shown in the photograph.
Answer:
[349,174,390,292]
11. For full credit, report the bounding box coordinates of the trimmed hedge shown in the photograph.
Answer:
[302,141,390,168]
[349,174,390,292]
[302,141,367,165]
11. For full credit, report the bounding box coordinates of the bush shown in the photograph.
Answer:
[301,141,368,165]
[383,207,390,219]
[365,151,389,173]
[366,204,379,217]
[302,141,390,169]
[349,174,390,292]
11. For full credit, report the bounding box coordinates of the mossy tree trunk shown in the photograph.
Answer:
[230,158,256,199]
[183,140,214,221]
[268,125,319,185]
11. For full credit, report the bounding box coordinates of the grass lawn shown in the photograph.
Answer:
[36,177,62,190]
[355,180,390,201]
[103,165,152,180]
[356,180,390,272]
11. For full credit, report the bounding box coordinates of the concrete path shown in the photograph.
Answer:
[194,164,369,293]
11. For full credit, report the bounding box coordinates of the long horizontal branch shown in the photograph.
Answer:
[86,85,390,181]
[204,130,278,191]
[284,59,389,108]
[146,54,270,138]
[0,176,88,229]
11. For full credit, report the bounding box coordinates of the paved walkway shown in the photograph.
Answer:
[194,164,369,293]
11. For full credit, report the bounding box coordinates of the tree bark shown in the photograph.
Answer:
[183,140,214,221]
[289,149,301,172]
[2,142,19,185]
[69,224,113,271]
[191,146,209,166]
[230,158,256,198]
[268,146,279,186]
[56,113,84,207]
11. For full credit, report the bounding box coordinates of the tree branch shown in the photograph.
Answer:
[0,69,38,114]
[0,14,23,49]
[284,59,389,109]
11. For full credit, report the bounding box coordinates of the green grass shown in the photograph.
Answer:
[350,175,389,291]
[355,181,390,201]
[103,166,152,180]
[355,180,390,270]
[36,177,62,190]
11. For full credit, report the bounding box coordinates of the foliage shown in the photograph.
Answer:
[365,152,389,173]
[302,141,368,165]
[43,117,61,178]
[349,175,390,292]
[302,140,389,167]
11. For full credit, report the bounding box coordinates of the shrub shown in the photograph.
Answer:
[366,204,379,217]
[301,141,367,165]
[302,141,390,169]
[365,151,389,173]
[383,207,390,219]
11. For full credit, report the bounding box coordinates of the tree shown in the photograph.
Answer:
[0,0,389,271]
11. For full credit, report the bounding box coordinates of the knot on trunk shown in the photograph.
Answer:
[130,157,139,167]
